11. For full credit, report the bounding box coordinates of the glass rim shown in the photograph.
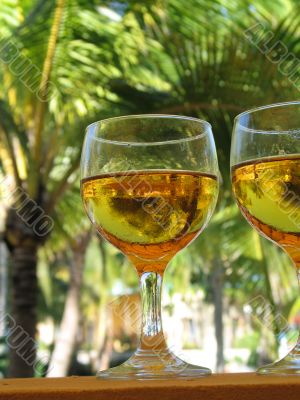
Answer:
[234,101,300,135]
[234,100,300,122]
[86,114,212,146]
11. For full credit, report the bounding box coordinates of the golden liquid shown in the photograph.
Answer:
[82,170,218,274]
[232,155,300,267]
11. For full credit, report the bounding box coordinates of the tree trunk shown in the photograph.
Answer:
[257,236,280,341]
[47,232,90,377]
[0,240,8,337]
[90,239,111,372]
[97,312,113,371]
[8,244,38,378]
[211,260,224,372]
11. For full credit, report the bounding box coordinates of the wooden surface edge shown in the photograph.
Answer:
[0,373,299,400]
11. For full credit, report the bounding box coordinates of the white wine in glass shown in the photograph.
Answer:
[81,115,219,379]
[231,102,300,375]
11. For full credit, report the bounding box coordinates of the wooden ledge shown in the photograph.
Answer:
[0,373,299,400]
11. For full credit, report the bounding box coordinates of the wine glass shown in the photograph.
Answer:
[81,114,219,379]
[231,101,300,375]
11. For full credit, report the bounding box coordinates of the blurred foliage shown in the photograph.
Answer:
[0,0,299,375]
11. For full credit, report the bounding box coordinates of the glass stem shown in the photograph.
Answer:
[138,271,168,354]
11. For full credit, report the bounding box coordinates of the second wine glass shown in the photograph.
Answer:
[81,115,219,379]
[231,101,300,375]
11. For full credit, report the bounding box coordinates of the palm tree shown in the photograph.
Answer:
[1,0,300,376]
[0,0,140,377]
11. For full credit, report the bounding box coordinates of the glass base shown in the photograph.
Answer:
[97,349,211,380]
[257,351,300,375]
